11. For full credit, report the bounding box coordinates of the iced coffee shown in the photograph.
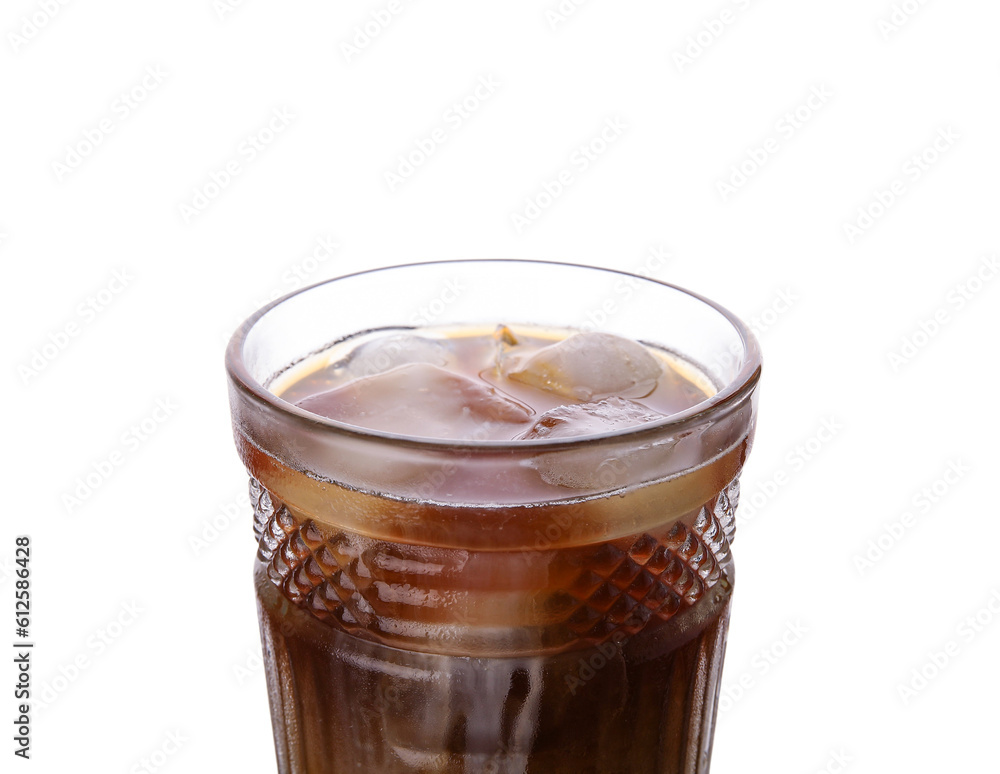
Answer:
[227,261,761,774]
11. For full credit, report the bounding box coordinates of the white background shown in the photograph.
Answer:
[3,1,999,772]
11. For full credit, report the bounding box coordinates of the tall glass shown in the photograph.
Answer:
[226,260,761,773]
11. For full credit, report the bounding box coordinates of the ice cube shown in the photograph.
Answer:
[296,363,533,440]
[517,397,664,440]
[492,324,519,373]
[516,398,680,490]
[338,333,452,380]
[506,332,662,401]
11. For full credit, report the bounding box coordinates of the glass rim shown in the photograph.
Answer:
[225,259,762,452]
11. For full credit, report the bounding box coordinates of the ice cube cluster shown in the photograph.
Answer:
[295,328,678,489]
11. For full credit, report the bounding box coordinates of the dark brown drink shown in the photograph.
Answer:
[244,324,748,773]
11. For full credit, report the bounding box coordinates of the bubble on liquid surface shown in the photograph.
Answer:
[337,333,452,380]
[296,363,533,440]
[505,332,662,401]
[517,398,682,490]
